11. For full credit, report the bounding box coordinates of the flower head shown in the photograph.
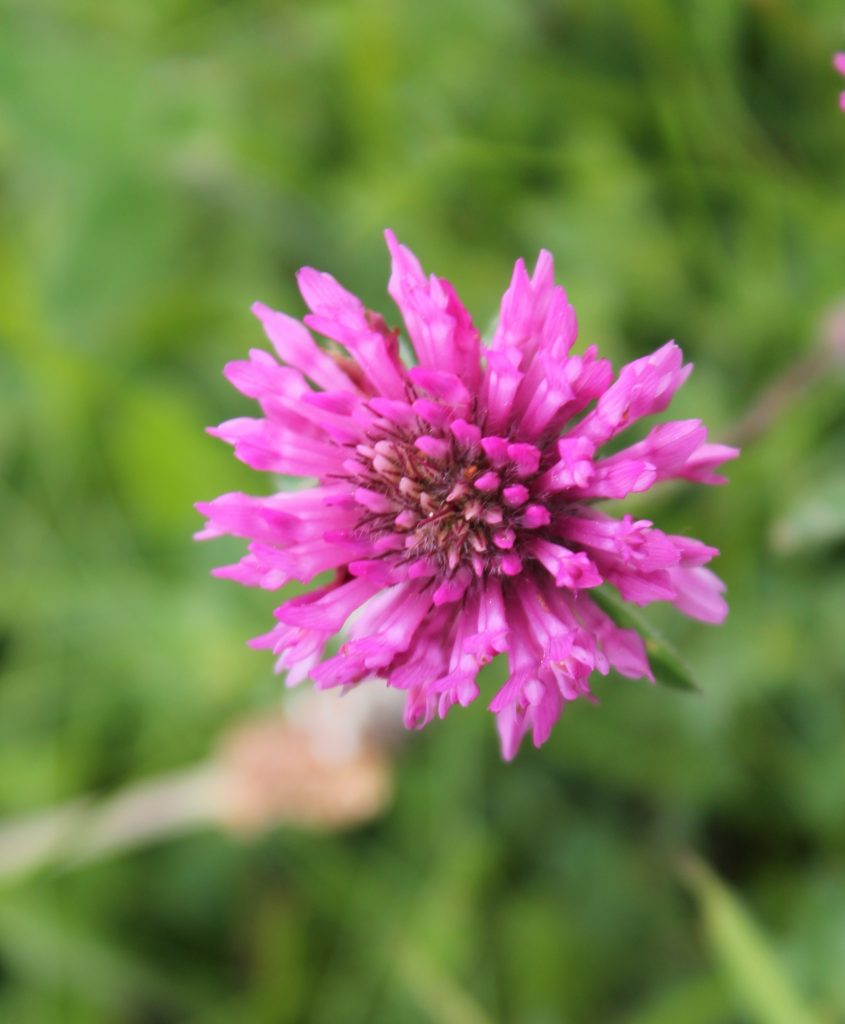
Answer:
[198,232,737,759]
[836,53,845,111]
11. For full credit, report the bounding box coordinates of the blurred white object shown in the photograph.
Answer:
[284,681,406,765]
[0,684,404,879]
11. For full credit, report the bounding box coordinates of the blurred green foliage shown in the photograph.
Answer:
[2,0,845,1020]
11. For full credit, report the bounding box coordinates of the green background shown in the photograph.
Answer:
[2,0,845,1020]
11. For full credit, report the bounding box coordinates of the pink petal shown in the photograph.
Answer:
[668,567,728,624]
[252,302,357,393]
[678,443,740,485]
[570,341,692,446]
[531,540,602,589]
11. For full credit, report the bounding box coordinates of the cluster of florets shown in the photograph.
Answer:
[198,232,737,758]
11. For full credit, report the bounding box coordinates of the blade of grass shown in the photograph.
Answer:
[680,855,820,1024]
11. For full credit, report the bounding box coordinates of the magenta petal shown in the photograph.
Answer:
[385,230,482,388]
[678,443,740,485]
[433,570,472,606]
[277,577,381,632]
[252,302,357,393]
[575,459,657,500]
[668,567,728,624]
[570,341,691,446]
[531,540,602,589]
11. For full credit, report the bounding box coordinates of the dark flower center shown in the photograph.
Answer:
[348,422,555,579]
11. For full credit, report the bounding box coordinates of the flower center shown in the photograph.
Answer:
[348,422,553,579]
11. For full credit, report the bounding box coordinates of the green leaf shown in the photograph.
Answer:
[589,586,700,693]
[681,856,821,1024]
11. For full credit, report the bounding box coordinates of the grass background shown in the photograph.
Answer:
[2,0,845,1020]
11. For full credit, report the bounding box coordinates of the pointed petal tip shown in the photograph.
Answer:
[659,338,684,358]
[295,266,324,291]
[531,248,555,282]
